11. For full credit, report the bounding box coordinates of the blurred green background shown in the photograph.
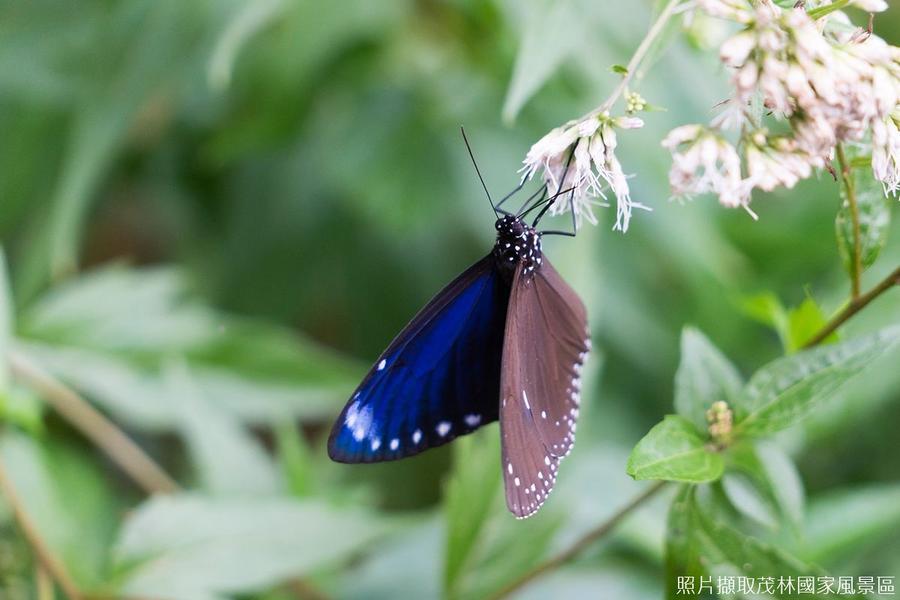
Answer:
[1,0,899,598]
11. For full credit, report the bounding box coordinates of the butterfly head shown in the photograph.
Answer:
[493,215,542,277]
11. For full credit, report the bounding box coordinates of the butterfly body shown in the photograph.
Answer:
[328,212,589,518]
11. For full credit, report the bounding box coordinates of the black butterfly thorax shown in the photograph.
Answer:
[492,215,542,282]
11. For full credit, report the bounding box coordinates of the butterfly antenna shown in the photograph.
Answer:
[460,127,499,218]
[520,185,575,219]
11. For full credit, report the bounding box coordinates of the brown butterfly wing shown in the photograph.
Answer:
[500,259,590,518]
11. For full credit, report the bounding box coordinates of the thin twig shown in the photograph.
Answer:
[7,350,179,495]
[488,481,668,600]
[836,143,862,299]
[0,457,83,600]
[802,265,900,348]
[592,0,683,115]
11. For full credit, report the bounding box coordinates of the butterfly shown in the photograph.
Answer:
[328,132,590,518]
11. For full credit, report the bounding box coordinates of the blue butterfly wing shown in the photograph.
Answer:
[328,256,509,463]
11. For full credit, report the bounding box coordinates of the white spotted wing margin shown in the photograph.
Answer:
[500,260,590,519]
[328,256,508,464]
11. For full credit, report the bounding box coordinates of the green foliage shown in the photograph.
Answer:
[836,154,892,280]
[734,325,900,435]
[627,415,724,482]
[112,495,392,599]
[444,431,502,595]
[674,327,743,431]
[741,293,836,353]
[665,485,829,600]
[0,0,897,597]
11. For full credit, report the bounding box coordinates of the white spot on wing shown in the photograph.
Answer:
[514,477,520,487]
[436,421,452,437]
[464,414,482,427]
[523,390,530,410]
[390,438,399,451]
[377,359,387,371]
[412,429,422,444]
[371,438,381,451]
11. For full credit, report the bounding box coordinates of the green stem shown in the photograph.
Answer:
[807,0,850,20]
[0,458,83,600]
[7,349,179,495]
[487,481,668,600]
[588,0,683,116]
[836,143,862,299]
[802,265,900,348]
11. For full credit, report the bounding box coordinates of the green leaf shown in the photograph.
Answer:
[444,429,502,596]
[787,296,835,352]
[627,415,723,483]
[674,327,743,431]
[664,486,705,600]
[207,0,286,92]
[721,472,779,529]
[733,325,900,435]
[741,292,791,350]
[807,0,850,20]
[18,266,361,431]
[165,360,281,496]
[689,486,828,598]
[835,157,891,279]
[114,495,392,599]
[727,442,804,533]
[0,431,122,588]
[502,0,600,122]
[741,293,835,352]
[799,483,900,565]
[611,64,629,75]
[0,384,45,434]
[275,422,316,498]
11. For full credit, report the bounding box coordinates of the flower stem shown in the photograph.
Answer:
[807,0,850,20]
[7,349,179,495]
[487,481,668,600]
[0,457,83,600]
[836,143,863,299]
[802,265,900,348]
[595,0,683,115]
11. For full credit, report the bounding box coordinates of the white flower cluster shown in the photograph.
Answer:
[665,0,900,211]
[522,113,646,232]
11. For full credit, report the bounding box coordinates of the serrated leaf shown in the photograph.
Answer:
[627,415,723,483]
[444,429,502,596]
[734,325,900,435]
[835,158,891,278]
[114,495,391,599]
[674,327,743,431]
[166,360,281,496]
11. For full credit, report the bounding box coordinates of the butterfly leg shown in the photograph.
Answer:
[539,190,578,237]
